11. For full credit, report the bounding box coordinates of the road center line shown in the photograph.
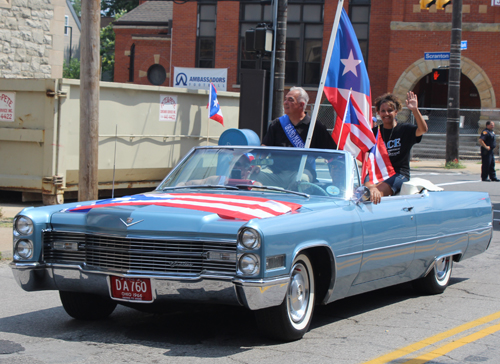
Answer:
[436,180,482,186]
[401,322,500,364]
[362,310,500,364]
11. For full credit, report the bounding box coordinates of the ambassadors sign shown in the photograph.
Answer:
[173,67,227,91]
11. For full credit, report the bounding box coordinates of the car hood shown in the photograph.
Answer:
[48,192,342,238]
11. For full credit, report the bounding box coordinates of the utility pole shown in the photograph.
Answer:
[272,0,287,119]
[445,0,462,163]
[79,0,100,201]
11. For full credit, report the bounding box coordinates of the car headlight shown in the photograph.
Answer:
[14,216,34,235]
[14,240,34,260]
[239,228,261,250]
[238,253,260,276]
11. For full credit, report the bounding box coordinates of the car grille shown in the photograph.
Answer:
[42,230,237,275]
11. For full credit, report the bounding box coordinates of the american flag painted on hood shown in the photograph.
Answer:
[65,193,302,221]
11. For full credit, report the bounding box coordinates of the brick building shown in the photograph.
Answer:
[113,0,500,113]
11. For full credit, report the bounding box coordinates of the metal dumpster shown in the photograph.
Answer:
[0,79,240,204]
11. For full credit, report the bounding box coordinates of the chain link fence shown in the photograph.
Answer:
[309,104,500,160]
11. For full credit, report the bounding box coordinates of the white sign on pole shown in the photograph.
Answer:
[0,92,15,122]
[159,95,178,122]
[173,67,227,91]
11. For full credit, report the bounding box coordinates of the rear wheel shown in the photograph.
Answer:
[59,291,117,320]
[255,253,315,341]
[413,256,453,295]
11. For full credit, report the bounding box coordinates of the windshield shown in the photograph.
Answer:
[157,147,357,199]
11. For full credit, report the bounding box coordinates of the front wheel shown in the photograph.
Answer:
[59,291,117,320]
[255,253,315,341]
[413,256,453,295]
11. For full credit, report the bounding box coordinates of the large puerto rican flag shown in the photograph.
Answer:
[65,193,301,221]
[325,8,375,159]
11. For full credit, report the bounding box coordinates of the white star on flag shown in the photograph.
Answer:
[341,50,362,77]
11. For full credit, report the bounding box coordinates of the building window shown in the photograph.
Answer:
[239,2,273,78]
[285,2,323,86]
[147,64,166,85]
[349,0,371,65]
[128,44,135,82]
[238,1,324,87]
[64,15,69,35]
[197,4,217,68]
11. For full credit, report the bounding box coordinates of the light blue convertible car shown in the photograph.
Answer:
[11,146,493,341]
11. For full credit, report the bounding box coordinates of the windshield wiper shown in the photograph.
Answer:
[162,184,239,191]
[235,184,309,198]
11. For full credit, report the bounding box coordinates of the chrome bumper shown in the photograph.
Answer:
[10,262,289,311]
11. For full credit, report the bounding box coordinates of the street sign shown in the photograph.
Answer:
[461,40,467,50]
[424,52,450,60]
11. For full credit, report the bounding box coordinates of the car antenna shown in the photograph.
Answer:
[112,124,118,198]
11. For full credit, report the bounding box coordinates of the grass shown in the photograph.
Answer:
[0,217,13,228]
[444,159,466,169]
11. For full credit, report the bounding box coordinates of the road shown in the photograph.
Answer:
[1,168,499,364]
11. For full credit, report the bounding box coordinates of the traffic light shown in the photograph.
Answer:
[432,68,449,84]
[436,0,451,9]
[420,0,436,10]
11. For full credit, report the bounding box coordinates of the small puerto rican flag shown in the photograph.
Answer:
[208,82,224,126]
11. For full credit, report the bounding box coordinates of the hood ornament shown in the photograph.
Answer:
[120,218,144,227]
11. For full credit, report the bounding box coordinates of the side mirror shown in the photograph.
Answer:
[352,186,371,204]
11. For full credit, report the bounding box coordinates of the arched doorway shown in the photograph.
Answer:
[393,56,496,109]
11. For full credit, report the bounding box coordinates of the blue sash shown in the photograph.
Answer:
[279,115,305,148]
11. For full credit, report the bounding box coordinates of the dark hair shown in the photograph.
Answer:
[486,121,492,127]
[374,93,403,113]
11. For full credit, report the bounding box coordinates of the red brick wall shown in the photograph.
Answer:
[114,27,171,86]
[115,0,500,110]
[215,2,240,91]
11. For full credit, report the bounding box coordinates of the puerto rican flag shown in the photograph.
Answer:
[363,127,395,184]
[65,193,301,221]
[326,9,374,160]
[208,83,224,126]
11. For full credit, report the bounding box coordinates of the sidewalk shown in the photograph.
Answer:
[0,159,485,259]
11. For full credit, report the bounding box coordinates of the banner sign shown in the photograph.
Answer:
[0,92,15,122]
[492,0,500,6]
[159,95,178,122]
[173,67,227,91]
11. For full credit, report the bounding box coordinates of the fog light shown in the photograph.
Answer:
[239,229,261,250]
[238,253,260,275]
[14,216,34,236]
[14,240,34,260]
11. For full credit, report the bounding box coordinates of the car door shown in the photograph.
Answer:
[351,195,417,288]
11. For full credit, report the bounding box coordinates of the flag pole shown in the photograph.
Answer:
[304,0,345,149]
[296,0,344,183]
[207,80,211,145]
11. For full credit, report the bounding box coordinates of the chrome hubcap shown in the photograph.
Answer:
[435,257,450,281]
[288,263,310,323]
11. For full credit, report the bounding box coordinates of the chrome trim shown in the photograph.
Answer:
[10,262,292,310]
[423,251,462,277]
[337,227,491,258]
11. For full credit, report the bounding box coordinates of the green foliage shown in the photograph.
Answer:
[63,58,81,79]
[70,0,81,17]
[100,10,126,82]
[445,159,466,169]
[101,0,139,17]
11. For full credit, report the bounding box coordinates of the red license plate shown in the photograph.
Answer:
[109,276,153,302]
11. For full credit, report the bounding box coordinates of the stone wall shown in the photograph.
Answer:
[0,0,65,79]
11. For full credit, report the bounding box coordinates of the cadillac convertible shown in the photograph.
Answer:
[11,146,493,341]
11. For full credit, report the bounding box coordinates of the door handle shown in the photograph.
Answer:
[403,206,414,212]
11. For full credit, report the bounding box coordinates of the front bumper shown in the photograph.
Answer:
[10,262,289,311]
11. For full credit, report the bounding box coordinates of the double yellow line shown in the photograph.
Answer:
[363,310,500,364]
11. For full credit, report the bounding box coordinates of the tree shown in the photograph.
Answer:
[63,58,81,79]
[70,0,81,17]
[100,10,126,81]
[101,0,139,17]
